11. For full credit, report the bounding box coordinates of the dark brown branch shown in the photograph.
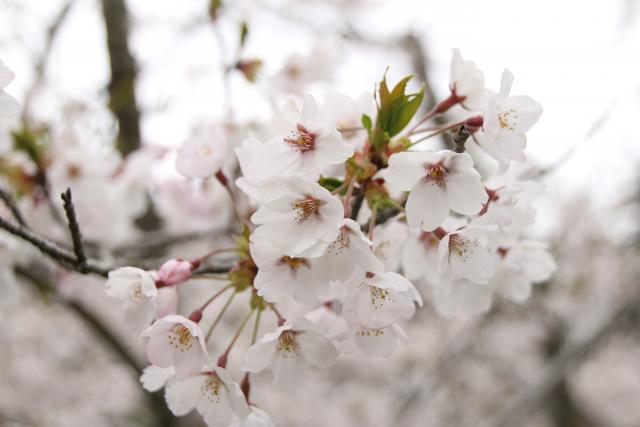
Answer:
[60,188,88,272]
[0,214,110,276]
[100,0,141,157]
[453,125,470,153]
[0,186,26,226]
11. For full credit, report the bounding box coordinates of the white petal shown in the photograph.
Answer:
[140,365,175,392]
[406,181,449,231]
[298,334,338,368]
[164,376,203,416]
[447,170,487,215]
[242,340,277,373]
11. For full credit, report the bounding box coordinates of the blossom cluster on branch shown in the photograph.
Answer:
[0,47,556,427]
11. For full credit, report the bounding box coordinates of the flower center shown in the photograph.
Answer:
[201,373,222,403]
[291,196,324,222]
[285,124,316,152]
[195,145,214,157]
[356,328,385,337]
[448,235,479,261]
[327,226,349,255]
[280,256,308,270]
[369,286,394,309]
[420,232,439,249]
[497,108,518,131]
[425,163,448,187]
[167,325,194,351]
[129,282,144,303]
[277,330,301,358]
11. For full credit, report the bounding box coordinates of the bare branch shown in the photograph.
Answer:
[0,214,111,276]
[0,186,26,226]
[60,188,88,272]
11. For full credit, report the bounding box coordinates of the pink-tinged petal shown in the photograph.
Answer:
[173,343,209,379]
[146,334,174,368]
[154,287,178,319]
[164,376,202,416]
[353,327,397,358]
[140,365,174,392]
[297,334,338,368]
[447,171,488,216]
[406,181,449,231]
[242,340,277,373]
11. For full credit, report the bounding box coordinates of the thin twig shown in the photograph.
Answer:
[0,214,110,276]
[60,188,88,272]
[0,186,26,226]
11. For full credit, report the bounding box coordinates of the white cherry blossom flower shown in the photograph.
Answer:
[250,239,325,306]
[343,272,422,330]
[351,323,408,358]
[449,49,486,111]
[492,240,556,303]
[400,230,441,285]
[474,69,543,172]
[271,45,336,94]
[250,178,344,256]
[314,218,385,284]
[0,60,20,124]
[386,150,488,231]
[438,225,496,284]
[164,366,249,427]
[140,365,175,392]
[242,317,338,387]
[321,92,373,145]
[144,315,210,379]
[105,267,158,333]
[175,125,228,179]
[372,217,409,272]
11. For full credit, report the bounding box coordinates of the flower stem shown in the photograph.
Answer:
[215,170,245,225]
[196,284,233,315]
[205,289,237,341]
[343,177,356,218]
[269,304,286,326]
[368,207,377,240]
[217,309,256,368]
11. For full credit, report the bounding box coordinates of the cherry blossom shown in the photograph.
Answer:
[449,49,486,111]
[250,178,344,256]
[242,317,338,386]
[438,225,496,284]
[157,258,193,286]
[164,366,249,427]
[474,69,543,172]
[250,239,325,306]
[491,240,556,303]
[175,125,228,179]
[143,315,210,379]
[105,267,158,333]
[343,272,422,330]
[313,218,385,284]
[386,150,488,231]
[140,365,175,392]
[400,230,441,285]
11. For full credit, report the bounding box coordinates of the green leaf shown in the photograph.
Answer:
[318,176,344,193]
[361,114,372,132]
[374,73,425,137]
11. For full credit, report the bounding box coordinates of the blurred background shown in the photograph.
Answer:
[1,0,639,426]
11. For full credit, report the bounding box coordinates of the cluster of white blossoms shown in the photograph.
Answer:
[55,49,552,426]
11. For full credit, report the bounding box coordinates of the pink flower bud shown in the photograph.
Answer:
[157,259,193,286]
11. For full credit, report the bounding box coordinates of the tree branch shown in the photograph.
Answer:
[0,214,111,276]
[100,0,141,157]
[60,188,88,272]
[0,185,26,226]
